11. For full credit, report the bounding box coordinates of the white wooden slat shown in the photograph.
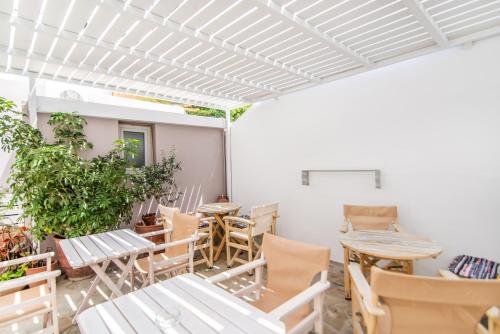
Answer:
[170,274,285,334]
[114,229,154,250]
[69,237,103,265]
[58,239,85,268]
[112,296,164,334]
[145,282,244,334]
[127,290,191,334]
[77,307,111,334]
[94,301,136,334]
[89,233,129,258]
[106,229,150,253]
[78,235,110,260]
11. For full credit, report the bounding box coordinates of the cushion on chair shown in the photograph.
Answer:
[134,253,188,274]
[449,255,499,279]
[0,284,50,323]
[198,220,210,228]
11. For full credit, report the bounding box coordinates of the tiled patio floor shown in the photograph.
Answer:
[1,260,352,334]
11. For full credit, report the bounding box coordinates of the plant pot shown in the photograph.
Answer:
[53,236,94,281]
[217,194,229,203]
[135,222,165,245]
[25,259,58,288]
[142,213,157,226]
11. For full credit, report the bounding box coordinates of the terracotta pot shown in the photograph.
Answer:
[217,194,229,203]
[135,222,164,245]
[25,259,58,288]
[142,213,157,226]
[53,236,94,281]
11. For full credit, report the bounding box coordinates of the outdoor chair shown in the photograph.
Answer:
[340,205,400,233]
[349,263,500,334]
[158,204,214,268]
[132,212,200,287]
[0,252,61,333]
[208,233,331,334]
[224,202,279,268]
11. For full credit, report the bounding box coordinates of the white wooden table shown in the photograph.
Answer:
[59,229,155,320]
[77,273,286,334]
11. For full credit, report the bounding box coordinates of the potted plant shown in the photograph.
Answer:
[0,98,136,279]
[129,151,182,244]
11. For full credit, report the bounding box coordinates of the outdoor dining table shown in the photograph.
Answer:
[340,230,443,299]
[59,228,155,321]
[77,273,285,334]
[197,202,241,261]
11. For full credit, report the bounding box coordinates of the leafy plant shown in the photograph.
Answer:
[0,98,137,240]
[129,150,182,213]
[0,264,27,281]
[0,225,35,280]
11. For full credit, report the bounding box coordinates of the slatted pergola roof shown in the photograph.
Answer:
[1,0,499,109]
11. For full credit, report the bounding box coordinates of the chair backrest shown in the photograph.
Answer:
[370,266,500,334]
[157,205,180,227]
[166,212,198,258]
[250,202,279,235]
[343,205,398,231]
[262,233,330,300]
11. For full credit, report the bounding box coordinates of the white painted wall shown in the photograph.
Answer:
[230,35,500,275]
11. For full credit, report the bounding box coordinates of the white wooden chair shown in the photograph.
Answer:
[132,212,201,287]
[224,202,278,268]
[0,252,61,333]
[208,233,331,334]
[157,204,214,268]
[349,263,500,334]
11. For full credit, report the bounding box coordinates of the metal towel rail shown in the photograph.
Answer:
[301,169,381,188]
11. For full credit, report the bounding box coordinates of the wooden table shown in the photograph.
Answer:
[59,229,155,320]
[77,273,285,334]
[340,230,442,298]
[197,203,241,261]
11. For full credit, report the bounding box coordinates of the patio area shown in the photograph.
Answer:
[5,260,351,334]
[1,0,500,333]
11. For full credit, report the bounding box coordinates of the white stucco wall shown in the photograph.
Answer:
[230,35,500,275]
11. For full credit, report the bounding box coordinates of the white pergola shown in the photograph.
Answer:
[0,0,499,110]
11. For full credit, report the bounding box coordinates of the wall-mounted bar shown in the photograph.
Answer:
[301,169,381,189]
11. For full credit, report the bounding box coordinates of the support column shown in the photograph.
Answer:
[224,108,232,201]
[27,75,38,127]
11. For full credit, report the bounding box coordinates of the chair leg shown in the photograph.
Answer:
[247,237,253,275]
[226,228,232,267]
[314,294,325,334]
[208,228,214,268]
[130,267,135,292]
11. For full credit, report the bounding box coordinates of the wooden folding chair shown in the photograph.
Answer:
[224,202,278,268]
[341,205,403,278]
[0,252,61,333]
[349,263,500,334]
[340,205,400,233]
[132,212,199,287]
[157,205,214,268]
[209,233,331,334]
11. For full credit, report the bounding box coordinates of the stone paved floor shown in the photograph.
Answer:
[1,260,352,334]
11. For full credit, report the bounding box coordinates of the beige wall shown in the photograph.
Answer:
[37,113,225,224]
[37,113,119,159]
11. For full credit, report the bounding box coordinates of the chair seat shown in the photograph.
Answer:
[251,289,309,330]
[0,284,50,323]
[135,253,188,274]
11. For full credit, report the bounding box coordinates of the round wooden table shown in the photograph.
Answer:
[197,203,241,261]
[340,230,442,298]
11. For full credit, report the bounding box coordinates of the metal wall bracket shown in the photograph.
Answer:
[301,169,381,189]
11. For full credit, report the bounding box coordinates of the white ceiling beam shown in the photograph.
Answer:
[401,0,449,47]
[100,0,320,83]
[0,45,251,105]
[254,0,373,68]
[0,12,274,97]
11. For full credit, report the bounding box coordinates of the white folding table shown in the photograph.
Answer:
[77,273,286,334]
[59,228,155,321]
